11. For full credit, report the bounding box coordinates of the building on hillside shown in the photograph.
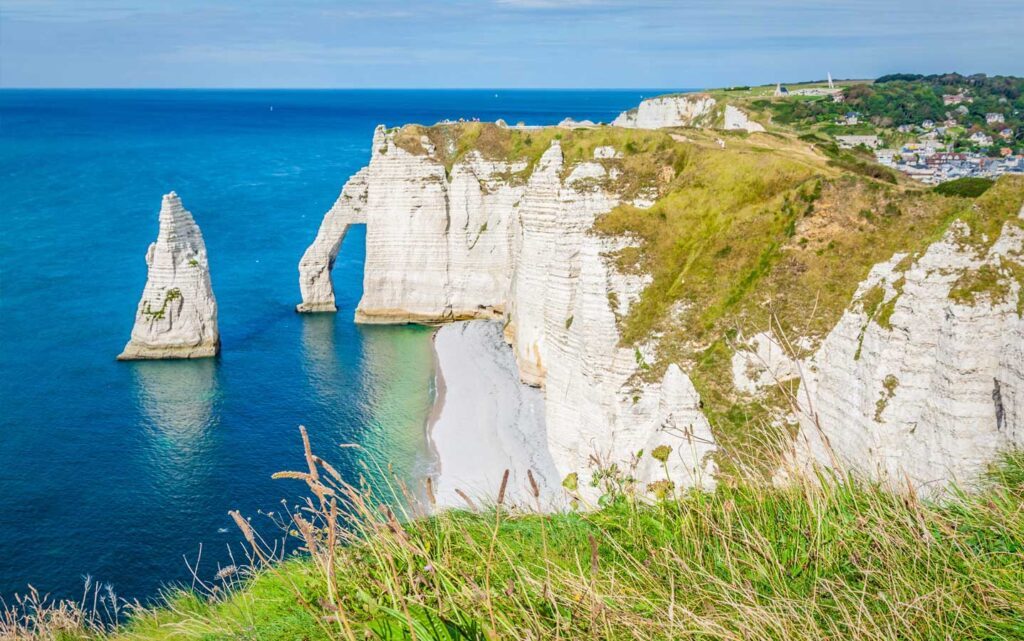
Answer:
[1000,147,1013,157]
[1000,128,1014,140]
[875,149,897,166]
[921,119,935,130]
[942,93,972,106]
[836,135,880,149]
[897,124,914,133]
[969,132,994,146]
[774,83,789,97]
[836,112,860,126]
[986,113,1006,124]
[926,152,967,166]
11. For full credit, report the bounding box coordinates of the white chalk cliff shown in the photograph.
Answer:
[299,127,718,496]
[119,192,219,360]
[795,208,1024,493]
[612,94,717,129]
[723,104,766,133]
[612,93,764,133]
[299,116,1021,498]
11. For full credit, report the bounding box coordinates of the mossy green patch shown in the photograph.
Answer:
[949,258,1024,315]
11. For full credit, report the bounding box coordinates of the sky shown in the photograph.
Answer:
[1,0,1021,89]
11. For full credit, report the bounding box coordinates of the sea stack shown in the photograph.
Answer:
[118,192,219,360]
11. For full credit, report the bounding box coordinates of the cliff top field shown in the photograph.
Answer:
[384,118,1023,468]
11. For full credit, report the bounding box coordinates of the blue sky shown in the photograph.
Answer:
[1,0,1021,88]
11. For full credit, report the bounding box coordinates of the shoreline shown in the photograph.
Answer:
[424,329,446,487]
[425,321,563,510]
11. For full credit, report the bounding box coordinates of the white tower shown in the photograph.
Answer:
[828,72,834,89]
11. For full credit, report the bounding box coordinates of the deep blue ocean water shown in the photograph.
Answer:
[0,89,676,602]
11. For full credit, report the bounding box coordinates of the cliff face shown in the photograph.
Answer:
[796,209,1024,492]
[611,94,765,133]
[299,114,1023,497]
[299,126,718,494]
[119,192,219,360]
[612,94,717,129]
[356,128,524,324]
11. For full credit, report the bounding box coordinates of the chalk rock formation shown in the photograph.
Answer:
[723,105,766,133]
[119,192,219,360]
[612,94,765,133]
[731,332,801,396]
[297,168,369,312]
[612,94,717,129]
[795,210,1024,493]
[298,127,717,496]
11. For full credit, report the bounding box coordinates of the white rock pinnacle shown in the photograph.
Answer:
[118,192,219,360]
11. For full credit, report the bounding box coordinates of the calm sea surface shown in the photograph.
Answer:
[0,89,679,602]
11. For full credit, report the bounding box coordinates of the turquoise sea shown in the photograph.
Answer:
[0,89,674,602]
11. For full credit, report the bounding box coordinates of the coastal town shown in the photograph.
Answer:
[768,74,1024,184]
[833,113,1023,185]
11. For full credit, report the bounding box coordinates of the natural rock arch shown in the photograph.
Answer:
[296,168,369,312]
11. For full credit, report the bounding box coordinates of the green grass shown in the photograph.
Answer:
[22,449,1024,641]
[934,177,996,198]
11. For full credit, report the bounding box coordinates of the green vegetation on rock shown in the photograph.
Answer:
[933,177,995,198]
[594,128,1021,466]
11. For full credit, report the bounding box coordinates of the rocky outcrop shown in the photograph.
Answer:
[299,118,1019,498]
[119,192,219,360]
[723,105,766,133]
[612,94,717,129]
[298,127,717,496]
[795,211,1024,493]
[731,331,801,396]
[611,94,765,133]
[354,128,524,324]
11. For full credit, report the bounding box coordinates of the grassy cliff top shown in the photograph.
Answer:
[21,450,1024,641]
[596,139,1022,465]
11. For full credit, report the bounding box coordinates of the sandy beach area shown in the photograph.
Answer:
[427,321,563,510]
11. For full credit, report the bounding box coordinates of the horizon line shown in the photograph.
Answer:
[0,86,699,91]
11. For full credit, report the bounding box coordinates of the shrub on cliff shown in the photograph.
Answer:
[933,177,995,198]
